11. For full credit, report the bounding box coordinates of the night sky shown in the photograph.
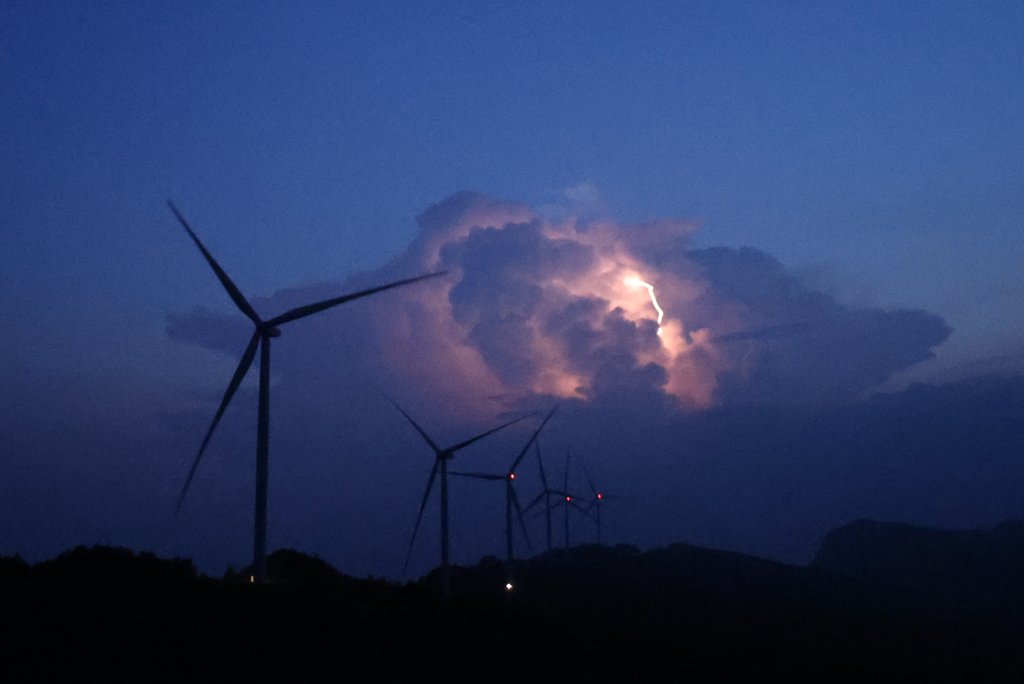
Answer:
[2,2,1023,580]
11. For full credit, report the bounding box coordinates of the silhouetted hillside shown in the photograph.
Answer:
[0,546,633,682]
[812,518,1024,631]
[3,541,1023,681]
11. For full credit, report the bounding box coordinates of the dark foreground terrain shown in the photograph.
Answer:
[3,521,1024,682]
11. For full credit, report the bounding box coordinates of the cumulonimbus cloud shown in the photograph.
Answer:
[168,191,952,418]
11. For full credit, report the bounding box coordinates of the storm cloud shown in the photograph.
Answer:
[169,191,951,415]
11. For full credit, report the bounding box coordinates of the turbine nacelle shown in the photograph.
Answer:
[262,325,282,338]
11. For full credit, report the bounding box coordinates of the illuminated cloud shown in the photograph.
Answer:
[168,192,951,418]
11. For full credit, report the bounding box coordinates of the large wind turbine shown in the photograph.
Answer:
[169,201,444,583]
[390,399,530,597]
[449,406,557,587]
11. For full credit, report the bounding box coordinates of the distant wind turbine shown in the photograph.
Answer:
[525,445,587,549]
[450,406,557,588]
[580,466,621,545]
[524,439,561,552]
[389,398,530,597]
[168,201,445,583]
[561,447,574,548]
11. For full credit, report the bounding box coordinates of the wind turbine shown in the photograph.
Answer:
[390,398,530,597]
[449,406,557,588]
[580,466,621,545]
[525,439,559,552]
[561,446,575,548]
[169,201,445,583]
[524,445,587,549]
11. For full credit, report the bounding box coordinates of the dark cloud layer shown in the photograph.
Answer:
[687,247,953,404]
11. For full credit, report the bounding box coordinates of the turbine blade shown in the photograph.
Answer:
[527,502,554,521]
[522,491,546,513]
[508,406,557,475]
[535,441,548,489]
[563,446,571,492]
[568,499,589,515]
[510,486,533,555]
[267,272,447,327]
[448,471,504,480]
[583,466,598,499]
[573,499,598,532]
[447,414,531,454]
[175,330,260,512]
[168,201,261,325]
[571,506,593,531]
[402,457,440,577]
[384,396,442,454]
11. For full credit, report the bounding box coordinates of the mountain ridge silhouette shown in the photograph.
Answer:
[3,520,1023,681]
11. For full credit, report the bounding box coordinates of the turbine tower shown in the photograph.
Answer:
[169,201,444,583]
[389,398,529,597]
[450,406,557,587]
[562,447,574,547]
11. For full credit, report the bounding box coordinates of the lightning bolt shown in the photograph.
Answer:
[625,276,665,335]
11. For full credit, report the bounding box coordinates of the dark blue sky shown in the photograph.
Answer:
[2,2,1022,578]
